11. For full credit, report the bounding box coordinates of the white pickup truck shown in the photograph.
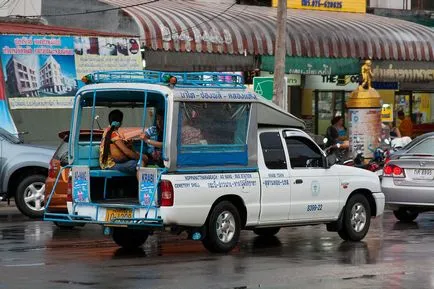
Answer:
[45,71,385,253]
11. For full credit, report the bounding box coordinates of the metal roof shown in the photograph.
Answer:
[0,21,136,37]
[100,0,434,61]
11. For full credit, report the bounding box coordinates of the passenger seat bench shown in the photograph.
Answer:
[77,142,135,198]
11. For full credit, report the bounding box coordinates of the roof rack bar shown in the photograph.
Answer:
[82,70,245,89]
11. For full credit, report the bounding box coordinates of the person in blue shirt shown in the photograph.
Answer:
[142,109,164,167]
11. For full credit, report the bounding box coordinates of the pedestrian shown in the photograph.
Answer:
[397,110,413,137]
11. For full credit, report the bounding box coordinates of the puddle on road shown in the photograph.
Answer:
[51,280,100,286]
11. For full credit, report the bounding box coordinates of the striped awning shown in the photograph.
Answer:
[101,0,434,61]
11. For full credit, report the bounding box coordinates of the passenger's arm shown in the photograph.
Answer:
[146,138,162,148]
[113,140,140,160]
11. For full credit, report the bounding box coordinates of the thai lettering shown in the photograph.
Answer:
[160,25,232,45]
[373,64,434,82]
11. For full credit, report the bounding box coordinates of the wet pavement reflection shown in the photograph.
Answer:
[1,207,434,289]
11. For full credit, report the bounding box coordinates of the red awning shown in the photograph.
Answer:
[101,0,434,61]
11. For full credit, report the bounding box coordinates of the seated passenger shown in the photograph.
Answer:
[181,109,205,145]
[142,109,164,167]
[99,109,148,175]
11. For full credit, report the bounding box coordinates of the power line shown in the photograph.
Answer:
[8,0,159,18]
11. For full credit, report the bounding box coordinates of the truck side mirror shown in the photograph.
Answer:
[325,154,337,168]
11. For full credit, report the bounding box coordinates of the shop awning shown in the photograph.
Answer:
[101,0,434,61]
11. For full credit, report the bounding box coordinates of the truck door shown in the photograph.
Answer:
[284,135,340,221]
[258,131,291,223]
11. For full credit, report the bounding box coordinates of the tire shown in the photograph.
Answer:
[15,174,46,218]
[54,222,75,229]
[393,208,419,222]
[202,201,241,253]
[53,222,85,229]
[337,194,371,242]
[253,227,280,237]
[112,228,149,250]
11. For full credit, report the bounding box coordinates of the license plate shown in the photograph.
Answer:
[413,169,433,179]
[105,208,133,222]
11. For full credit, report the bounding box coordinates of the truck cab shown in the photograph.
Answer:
[45,70,384,253]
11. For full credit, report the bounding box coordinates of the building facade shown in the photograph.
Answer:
[39,55,64,94]
[5,56,38,97]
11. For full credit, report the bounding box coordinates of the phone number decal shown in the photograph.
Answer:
[307,204,323,211]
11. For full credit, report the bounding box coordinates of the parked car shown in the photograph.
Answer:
[382,132,434,222]
[0,128,55,218]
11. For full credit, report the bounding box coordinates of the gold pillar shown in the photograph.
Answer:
[346,60,382,159]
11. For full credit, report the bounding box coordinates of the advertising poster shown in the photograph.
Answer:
[348,108,382,159]
[0,35,142,109]
[74,36,141,79]
[0,35,77,109]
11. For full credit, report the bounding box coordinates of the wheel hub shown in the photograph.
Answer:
[350,203,367,233]
[24,182,46,211]
[216,211,236,243]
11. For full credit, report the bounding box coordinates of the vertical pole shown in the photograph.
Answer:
[273,0,287,110]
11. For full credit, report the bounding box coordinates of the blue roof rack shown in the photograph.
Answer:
[81,70,245,89]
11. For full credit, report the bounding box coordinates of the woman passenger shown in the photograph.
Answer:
[99,109,148,175]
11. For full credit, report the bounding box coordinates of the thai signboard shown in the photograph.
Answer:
[0,34,142,109]
[372,61,434,83]
[272,0,366,13]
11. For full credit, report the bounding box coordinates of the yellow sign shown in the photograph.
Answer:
[272,0,366,13]
[381,104,393,122]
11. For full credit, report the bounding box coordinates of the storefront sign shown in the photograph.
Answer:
[373,61,434,83]
[272,0,366,13]
[161,25,232,45]
[253,76,293,103]
[0,34,142,109]
[304,75,398,90]
[261,56,360,76]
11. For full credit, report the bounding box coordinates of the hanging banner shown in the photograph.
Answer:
[73,36,142,79]
[0,34,142,109]
[1,35,77,109]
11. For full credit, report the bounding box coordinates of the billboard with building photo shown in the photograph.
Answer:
[0,35,77,108]
[0,35,142,109]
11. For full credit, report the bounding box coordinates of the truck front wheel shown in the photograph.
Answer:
[338,194,371,242]
[202,201,241,253]
[112,228,149,249]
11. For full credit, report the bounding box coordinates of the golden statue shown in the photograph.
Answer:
[360,60,373,90]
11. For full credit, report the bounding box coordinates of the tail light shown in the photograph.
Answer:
[383,164,405,178]
[66,176,72,202]
[159,180,174,207]
[48,160,56,178]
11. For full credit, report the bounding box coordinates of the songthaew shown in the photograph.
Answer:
[45,70,384,253]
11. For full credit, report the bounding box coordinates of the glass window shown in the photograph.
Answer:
[408,138,434,155]
[178,102,250,146]
[260,132,287,170]
[285,137,323,168]
[177,102,250,167]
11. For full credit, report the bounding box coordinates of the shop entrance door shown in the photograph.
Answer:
[314,90,348,135]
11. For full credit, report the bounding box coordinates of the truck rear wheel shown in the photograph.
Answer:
[112,228,149,249]
[393,208,419,222]
[253,227,280,237]
[202,201,241,253]
[338,194,371,242]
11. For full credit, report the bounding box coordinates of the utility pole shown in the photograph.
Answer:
[273,0,287,110]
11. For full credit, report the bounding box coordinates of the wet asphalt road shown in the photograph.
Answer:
[1,205,434,289]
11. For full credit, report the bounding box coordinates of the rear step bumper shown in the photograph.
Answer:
[44,212,164,228]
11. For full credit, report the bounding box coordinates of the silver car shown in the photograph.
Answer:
[0,128,55,218]
[382,133,434,222]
